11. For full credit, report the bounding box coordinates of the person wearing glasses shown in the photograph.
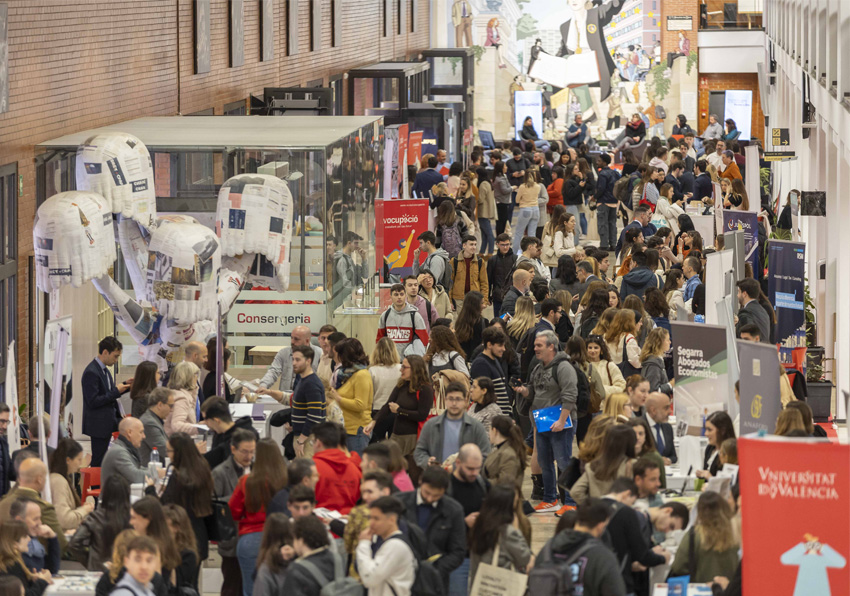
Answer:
[139,387,175,464]
[413,382,490,471]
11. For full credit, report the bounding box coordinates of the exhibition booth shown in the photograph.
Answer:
[35,115,384,435]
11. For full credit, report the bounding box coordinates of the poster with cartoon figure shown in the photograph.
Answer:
[781,535,847,596]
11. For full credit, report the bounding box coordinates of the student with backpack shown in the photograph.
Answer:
[448,237,489,307]
[376,284,430,359]
[513,331,578,514]
[413,232,452,292]
[282,515,353,596]
[528,499,626,596]
[355,497,417,596]
[435,201,468,259]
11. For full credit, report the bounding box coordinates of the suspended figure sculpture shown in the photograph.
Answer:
[33,132,294,369]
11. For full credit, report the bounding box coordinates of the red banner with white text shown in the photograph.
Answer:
[740,436,849,595]
[380,199,430,277]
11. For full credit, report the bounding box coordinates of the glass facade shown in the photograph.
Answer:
[36,117,382,377]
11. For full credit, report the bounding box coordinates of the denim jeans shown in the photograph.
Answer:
[478,218,494,254]
[565,204,580,226]
[536,425,574,503]
[346,426,369,455]
[448,557,471,596]
[579,212,588,236]
[513,207,539,253]
[236,531,263,596]
[597,204,618,249]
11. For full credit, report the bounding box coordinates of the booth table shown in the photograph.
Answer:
[48,572,102,596]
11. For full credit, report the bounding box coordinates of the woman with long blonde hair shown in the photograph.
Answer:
[541,205,567,269]
[577,415,616,463]
[640,327,672,394]
[669,492,739,582]
[166,361,201,436]
[604,309,642,371]
[506,296,536,343]
[590,306,619,337]
[729,178,750,211]
[368,337,402,442]
[602,393,632,420]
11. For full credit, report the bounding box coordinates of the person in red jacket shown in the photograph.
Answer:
[311,422,362,515]
[547,165,566,214]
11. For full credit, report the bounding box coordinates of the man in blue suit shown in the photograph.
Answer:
[81,337,131,467]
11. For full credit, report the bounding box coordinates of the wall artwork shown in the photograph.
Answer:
[433,0,699,147]
[194,0,211,74]
[230,0,244,68]
[261,0,274,61]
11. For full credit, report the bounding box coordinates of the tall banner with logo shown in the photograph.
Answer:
[671,321,730,428]
[723,210,759,277]
[398,124,409,199]
[740,436,849,595]
[381,199,430,277]
[738,339,782,434]
[768,240,807,370]
[4,341,21,453]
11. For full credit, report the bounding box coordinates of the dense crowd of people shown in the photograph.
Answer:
[0,133,819,596]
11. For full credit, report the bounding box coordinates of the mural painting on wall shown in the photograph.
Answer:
[442,0,698,152]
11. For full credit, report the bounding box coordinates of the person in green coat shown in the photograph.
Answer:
[669,492,740,583]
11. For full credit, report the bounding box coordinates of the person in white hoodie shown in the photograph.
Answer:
[376,284,429,359]
[355,496,417,596]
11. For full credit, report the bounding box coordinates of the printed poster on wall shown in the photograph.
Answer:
[671,321,730,428]
[738,339,782,435]
[381,199,430,276]
[407,131,423,168]
[768,240,807,370]
[740,436,849,596]
[722,210,759,277]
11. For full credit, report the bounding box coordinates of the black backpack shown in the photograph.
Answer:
[571,362,591,417]
[527,538,600,595]
[387,526,445,596]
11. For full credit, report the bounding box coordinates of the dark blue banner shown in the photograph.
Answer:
[767,240,806,366]
[722,211,759,278]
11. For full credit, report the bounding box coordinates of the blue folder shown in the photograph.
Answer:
[532,405,574,433]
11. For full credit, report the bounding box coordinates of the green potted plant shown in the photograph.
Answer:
[804,281,833,421]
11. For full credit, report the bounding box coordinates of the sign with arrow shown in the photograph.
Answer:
[771,127,790,148]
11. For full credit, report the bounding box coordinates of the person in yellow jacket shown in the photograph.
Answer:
[327,338,373,455]
[448,236,490,306]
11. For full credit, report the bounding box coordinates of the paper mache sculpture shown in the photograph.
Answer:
[33,132,294,368]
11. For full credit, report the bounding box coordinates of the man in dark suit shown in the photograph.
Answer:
[557,0,625,102]
[664,161,689,204]
[694,159,713,205]
[736,278,771,344]
[644,393,676,464]
[81,336,131,467]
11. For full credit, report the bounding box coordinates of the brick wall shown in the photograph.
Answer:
[0,0,430,403]
[698,73,765,140]
[659,0,699,57]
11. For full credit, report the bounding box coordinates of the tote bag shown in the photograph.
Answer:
[469,542,528,596]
